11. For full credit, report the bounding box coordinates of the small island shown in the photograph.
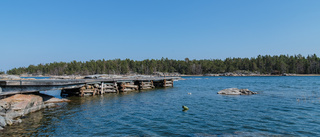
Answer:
[218,88,257,95]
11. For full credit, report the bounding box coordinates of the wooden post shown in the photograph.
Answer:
[80,89,84,96]
[93,88,96,96]
[121,82,125,92]
[114,82,119,94]
[151,80,154,88]
[152,80,155,88]
[101,82,104,94]
[80,85,86,96]
[171,79,174,87]
[140,81,143,90]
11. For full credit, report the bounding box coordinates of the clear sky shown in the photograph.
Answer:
[1,0,320,71]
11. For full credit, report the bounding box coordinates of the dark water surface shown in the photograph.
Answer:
[1,76,320,136]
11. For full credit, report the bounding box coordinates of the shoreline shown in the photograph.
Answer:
[1,73,320,81]
[181,74,320,77]
[295,74,320,76]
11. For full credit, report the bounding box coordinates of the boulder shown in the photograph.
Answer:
[12,118,22,124]
[0,75,21,80]
[239,89,257,95]
[0,94,69,130]
[44,98,70,104]
[40,93,70,104]
[3,94,44,116]
[218,88,257,95]
[0,116,5,127]
[5,118,12,126]
[0,100,10,113]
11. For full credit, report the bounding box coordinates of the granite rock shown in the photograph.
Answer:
[218,88,257,95]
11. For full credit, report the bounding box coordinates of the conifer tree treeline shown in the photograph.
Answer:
[6,54,320,75]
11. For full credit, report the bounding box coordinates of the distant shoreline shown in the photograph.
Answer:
[2,74,320,81]
[180,74,320,77]
[295,74,320,76]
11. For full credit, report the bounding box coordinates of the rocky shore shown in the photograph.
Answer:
[0,94,69,130]
[0,71,313,81]
[0,72,181,80]
[218,88,257,95]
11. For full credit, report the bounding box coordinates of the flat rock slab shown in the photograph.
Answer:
[0,94,69,130]
[218,88,257,95]
[0,75,21,80]
[2,94,43,111]
[34,93,70,104]
[44,97,70,104]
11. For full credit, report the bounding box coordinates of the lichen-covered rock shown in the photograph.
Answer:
[5,118,13,126]
[218,88,257,95]
[239,89,257,95]
[3,94,45,118]
[0,116,5,127]
[0,75,21,80]
[0,94,70,130]
[12,118,22,124]
[0,100,10,113]
[44,97,70,104]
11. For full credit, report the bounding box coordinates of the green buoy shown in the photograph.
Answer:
[182,105,189,111]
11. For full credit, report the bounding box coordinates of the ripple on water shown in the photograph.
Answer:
[2,76,320,136]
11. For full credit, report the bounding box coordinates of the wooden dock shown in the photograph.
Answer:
[0,77,177,96]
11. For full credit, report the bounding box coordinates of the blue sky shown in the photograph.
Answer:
[1,0,320,71]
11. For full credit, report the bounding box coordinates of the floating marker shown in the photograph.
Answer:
[182,105,189,111]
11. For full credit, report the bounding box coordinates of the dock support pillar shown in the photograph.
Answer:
[137,80,155,90]
[115,82,119,94]
[101,82,104,94]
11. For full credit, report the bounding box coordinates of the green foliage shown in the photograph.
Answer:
[0,71,4,74]
[6,54,320,75]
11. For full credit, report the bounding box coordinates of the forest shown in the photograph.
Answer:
[5,54,320,75]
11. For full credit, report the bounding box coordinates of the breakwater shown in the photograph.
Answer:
[0,77,177,96]
[0,77,177,130]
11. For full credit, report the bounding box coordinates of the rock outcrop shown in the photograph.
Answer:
[0,75,21,80]
[218,88,257,95]
[0,94,69,130]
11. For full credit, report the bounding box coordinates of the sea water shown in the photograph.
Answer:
[1,76,320,136]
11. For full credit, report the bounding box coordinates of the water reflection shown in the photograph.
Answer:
[1,110,44,136]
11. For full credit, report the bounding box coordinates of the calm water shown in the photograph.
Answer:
[1,76,320,136]
[21,77,51,79]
